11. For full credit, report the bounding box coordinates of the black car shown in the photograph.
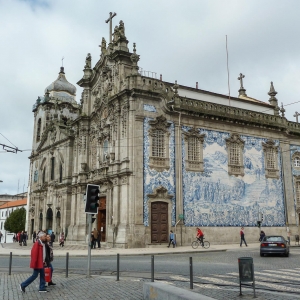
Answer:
[260,235,289,257]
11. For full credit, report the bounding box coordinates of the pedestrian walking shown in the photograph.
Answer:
[240,227,248,247]
[17,231,21,246]
[23,231,28,246]
[90,231,95,249]
[50,232,55,247]
[97,229,101,249]
[0,231,2,243]
[92,228,98,249]
[45,234,56,286]
[259,230,265,242]
[19,231,48,293]
[59,232,65,247]
[32,231,37,243]
[167,230,175,248]
[196,227,204,246]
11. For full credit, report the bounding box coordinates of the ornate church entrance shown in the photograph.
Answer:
[151,201,168,243]
[98,197,106,242]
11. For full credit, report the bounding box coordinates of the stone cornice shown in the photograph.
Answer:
[168,96,300,136]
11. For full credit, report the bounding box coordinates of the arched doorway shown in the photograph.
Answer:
[151,201,168,243]
[97,197,106,242]
[46,208,53,232]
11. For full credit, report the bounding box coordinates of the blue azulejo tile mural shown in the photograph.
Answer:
[143,118,176,226]
[143,104,157,112]
[182,127,285,227]
[290,145,300,217]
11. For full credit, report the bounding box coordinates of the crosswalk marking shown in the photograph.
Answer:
[259,270,300,281]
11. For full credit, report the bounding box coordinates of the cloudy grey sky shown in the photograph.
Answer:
[0,0,300,195]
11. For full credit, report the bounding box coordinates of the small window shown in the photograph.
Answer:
[294,156,300,167]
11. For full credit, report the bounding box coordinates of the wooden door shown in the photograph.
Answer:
[98,197,106,242]
[151,201,168,243]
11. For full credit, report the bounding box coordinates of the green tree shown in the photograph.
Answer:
[4,207,26,233]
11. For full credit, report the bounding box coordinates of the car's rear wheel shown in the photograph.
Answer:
[285,252,289,257]
[260,253,264,257]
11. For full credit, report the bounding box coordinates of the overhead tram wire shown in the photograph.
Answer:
[1,142,298,154]
[0,132,18,148]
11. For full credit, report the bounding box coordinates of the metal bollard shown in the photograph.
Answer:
[117,253,120,281]
[151,255,154,282]
[66,252,69,278]
[189,257,193,289]
[8,252,12,275]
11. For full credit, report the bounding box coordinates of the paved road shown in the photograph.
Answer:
[1,247,300,299]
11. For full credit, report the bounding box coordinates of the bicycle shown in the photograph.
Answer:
[191,237,210,249]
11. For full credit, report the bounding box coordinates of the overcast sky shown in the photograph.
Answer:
[0,0,300,195]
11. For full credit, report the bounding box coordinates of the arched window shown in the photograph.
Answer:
[50,157,55,181]
[59,163,63,183]
[42,167,46,183]
[36,118,41,142]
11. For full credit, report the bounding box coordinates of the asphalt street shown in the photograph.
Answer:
[1,247,300,277]
[1,247,300,299]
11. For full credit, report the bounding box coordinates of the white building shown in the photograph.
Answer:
[0,198,27,243]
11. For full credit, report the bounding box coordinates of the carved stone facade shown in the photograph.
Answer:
[26,17,300,248]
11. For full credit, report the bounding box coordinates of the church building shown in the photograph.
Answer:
[26,16,300,247]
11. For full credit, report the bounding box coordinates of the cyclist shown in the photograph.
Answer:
[196,227,204,246]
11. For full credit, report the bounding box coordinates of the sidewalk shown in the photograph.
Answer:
[0,241,261,257]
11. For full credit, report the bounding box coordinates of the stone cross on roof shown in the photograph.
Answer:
[237,73,247,96]
[294,111,300,123]
[105,12,117,43]
[238,73,245,89]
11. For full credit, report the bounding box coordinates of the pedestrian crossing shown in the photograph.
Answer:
[169,268,300,296]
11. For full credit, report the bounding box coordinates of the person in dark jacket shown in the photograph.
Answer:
[97,230,101,248]
[19,231,48,293]
[32,231,37,243]
[50,232,55,246]
[259,230,265,242]
[45,234,56,286]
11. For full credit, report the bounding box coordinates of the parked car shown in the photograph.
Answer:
[260,236,289,257]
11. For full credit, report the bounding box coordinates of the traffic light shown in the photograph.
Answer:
[257,221,261,228]
[85,184,100,214]
[261,214,264,222]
